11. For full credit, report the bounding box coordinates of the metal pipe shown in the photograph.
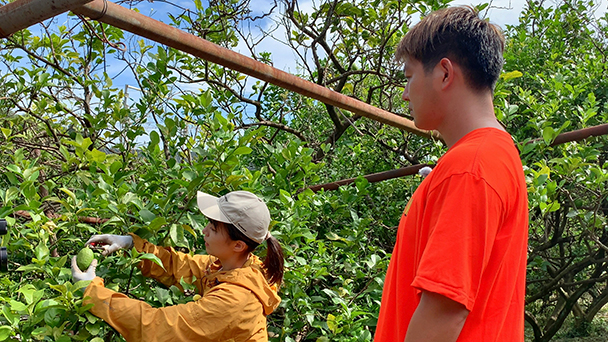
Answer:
[0,0,94,38]
[70,0,439,140]
[526,123,608,146]
[307,164,432,193]
[307,123,608,192]
[549,123,608,146]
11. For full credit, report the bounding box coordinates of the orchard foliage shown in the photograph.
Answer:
[0,0,607,341]
[501,0,608,340]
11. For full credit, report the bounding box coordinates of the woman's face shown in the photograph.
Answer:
[202,220,236,259]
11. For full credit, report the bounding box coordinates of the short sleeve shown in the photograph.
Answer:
[411,173,503,310]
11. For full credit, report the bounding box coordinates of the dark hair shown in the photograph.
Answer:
[214,220,284,286]
[395,6,505,91]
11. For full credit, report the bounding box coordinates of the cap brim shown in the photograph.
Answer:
[197,192,230,223]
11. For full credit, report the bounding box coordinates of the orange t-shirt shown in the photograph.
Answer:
[374,128,529,342]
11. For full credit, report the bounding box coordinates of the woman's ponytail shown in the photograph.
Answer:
[263,235,284,286]
[222,221,284,286]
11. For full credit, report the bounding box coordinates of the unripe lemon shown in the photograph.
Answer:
[76,247,95,270]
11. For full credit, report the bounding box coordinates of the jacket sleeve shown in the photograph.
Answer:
[130,233,214,290]
[83,277,266,342]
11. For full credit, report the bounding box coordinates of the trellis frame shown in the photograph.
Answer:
[1,0,606,193]
[0,0,438,139]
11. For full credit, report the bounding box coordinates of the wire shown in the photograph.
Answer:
[87,0,109,21]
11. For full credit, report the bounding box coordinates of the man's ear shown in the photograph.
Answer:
[436,57,455,89]
[233,240,248,253]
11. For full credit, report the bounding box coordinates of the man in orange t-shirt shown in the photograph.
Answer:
[374,6,528,342]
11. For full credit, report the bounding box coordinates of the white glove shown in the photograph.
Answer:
[86,234,134,256]
[71,256,98,282]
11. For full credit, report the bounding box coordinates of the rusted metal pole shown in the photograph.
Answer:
[68,0,439,140]
[307,123,608,192]
[307,164,432,192]
[0,0,436,139]
[0,0,94,38]
[547,123,608,146]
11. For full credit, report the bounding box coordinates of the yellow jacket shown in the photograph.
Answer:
[83,234,281,342]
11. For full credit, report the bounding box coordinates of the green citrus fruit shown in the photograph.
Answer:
[77,247,95,270]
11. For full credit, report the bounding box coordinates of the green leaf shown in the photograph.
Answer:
[0,127,11,139]
[54,255,68,269]
[326,232,344,241]
[35,242,49,261]
[546,201,560,212]
[44,307,64,327]
[233,146,252,155]
[155,287,172,306]
[85,311,99,324]
[501,70,523,80]
[86,322,101,335]
[149,130,160,148]
[77,135,93,151]
[327,313,338,333]
[148,216,167,232]
[225,174,244,186]
[34,299,61,314]
[86,149,107,163]
[47,284,67,295]
[182,224,197,238]
[15,264,43,272]
[170,223,189,249]
[183,171,197,181]
[4,187,19,203]
[2,305,19,326]
[31,326,48,337]
[38,72,50,85]
[9,300,27,312]
[542,126,556,144]
[59,187,77,202]
[110,160,123,175]
[121,192,139,205]
[0,326,11,341]
[6,164,21,175]
[139,253,166,271]
[187,213,203,231]
[567,210,579,218]
[279,189,293,206]
[365,254,380,268]
[17,284,41,305]
[357,330,372,342]
[73,280,93,292]
[139,209,156,222]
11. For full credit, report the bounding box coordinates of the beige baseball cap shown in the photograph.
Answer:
[197,190,271,244]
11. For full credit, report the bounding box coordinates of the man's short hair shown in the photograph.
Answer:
[395,6,505,91]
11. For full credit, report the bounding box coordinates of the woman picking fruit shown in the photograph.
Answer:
[71,190,284,342]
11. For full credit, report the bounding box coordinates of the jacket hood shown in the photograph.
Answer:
[206,255,281,315]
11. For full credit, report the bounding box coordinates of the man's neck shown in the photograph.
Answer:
[437,91,503,148]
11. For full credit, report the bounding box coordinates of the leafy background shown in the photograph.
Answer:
[0,0,607,341]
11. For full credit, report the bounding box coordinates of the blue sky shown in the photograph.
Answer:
[6,0,606,94]
[2,0,606,140]
[94,0,608,92]
[4,0,607,90]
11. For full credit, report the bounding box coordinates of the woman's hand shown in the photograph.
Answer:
[86,234,134,256]
[71,256,98,282]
